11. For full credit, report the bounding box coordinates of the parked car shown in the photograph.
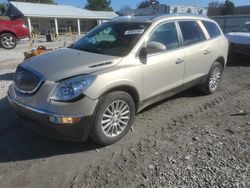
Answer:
[0,17,29,49]
[8,14,228,145]
[226,22,250,56]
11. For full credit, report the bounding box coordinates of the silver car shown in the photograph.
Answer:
[8,14,228,145]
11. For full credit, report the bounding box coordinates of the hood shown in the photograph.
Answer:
[226,32,250,45]
[23,48,122,81]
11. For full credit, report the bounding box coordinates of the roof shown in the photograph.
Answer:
[112,14,209,23]
[10,1,118,19]
[112,16,154,23]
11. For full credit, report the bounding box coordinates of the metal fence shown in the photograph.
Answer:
[210,14,250,33]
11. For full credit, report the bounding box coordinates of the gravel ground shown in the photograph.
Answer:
[0,50,249,187]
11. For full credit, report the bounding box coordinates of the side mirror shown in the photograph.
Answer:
[146,41,166,54]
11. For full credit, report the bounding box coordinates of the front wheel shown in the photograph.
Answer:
[91,91,135,146]
[198,62,223,95]
[0,33,17,49]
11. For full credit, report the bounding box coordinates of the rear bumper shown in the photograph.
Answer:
[7,91,94,142]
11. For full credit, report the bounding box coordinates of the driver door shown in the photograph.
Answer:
[142,22,185,100]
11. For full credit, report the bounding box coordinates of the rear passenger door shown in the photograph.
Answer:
[201,20,227,68]
[178,20,211,84]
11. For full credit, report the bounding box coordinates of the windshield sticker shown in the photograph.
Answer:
[124,29,145,35]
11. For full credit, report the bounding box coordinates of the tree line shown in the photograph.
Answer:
[208,0,238,16]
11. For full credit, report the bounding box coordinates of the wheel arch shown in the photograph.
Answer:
[0,30,17,38]
[99,85,140,113]
[214,56,226,69]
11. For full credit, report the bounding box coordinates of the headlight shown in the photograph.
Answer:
[51,74,96,102]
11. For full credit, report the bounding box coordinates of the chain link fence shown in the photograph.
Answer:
[210,14,250,33]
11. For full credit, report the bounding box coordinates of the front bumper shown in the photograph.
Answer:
[7,90,95,142]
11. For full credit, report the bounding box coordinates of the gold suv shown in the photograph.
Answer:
[8,14,229,145]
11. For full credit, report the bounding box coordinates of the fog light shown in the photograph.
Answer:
[49,115,81,124]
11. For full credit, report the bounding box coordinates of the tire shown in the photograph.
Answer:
[91,91,135,146]
[0,33,17,49]
[198,62,223,95]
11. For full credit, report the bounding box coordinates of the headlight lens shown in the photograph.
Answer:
[51,74,96,101]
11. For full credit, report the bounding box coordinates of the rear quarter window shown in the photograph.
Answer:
[202,21,221,39]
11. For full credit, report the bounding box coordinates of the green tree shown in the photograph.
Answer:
[221,0,236,15]
[0,3,5,9]
[0,3,6,14]
[207,1,223,16]
[9,0,54,4]
[85,0,113,11]
[137,0,160,9]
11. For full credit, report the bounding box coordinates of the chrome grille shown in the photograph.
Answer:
[14,66,44,94]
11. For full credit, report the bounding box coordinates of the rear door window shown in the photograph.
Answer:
[202,21,221,38]
[178,21,206,46]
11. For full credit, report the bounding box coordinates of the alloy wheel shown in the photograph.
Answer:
[209,67,221,91]
[101,100,130,137]
[1,35,16,49]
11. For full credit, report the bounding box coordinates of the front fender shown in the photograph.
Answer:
[84,65,143,100]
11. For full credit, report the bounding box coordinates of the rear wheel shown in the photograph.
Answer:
[0,33,17,49]
[198,62,223,95]
[91,91,135,146]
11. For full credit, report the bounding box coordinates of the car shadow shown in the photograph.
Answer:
[0,87,201,163]
[140,87,203,113]
[0,97,103,162]
[0,72,14,81]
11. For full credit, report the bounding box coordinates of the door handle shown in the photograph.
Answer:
[204,50,210,55]
[176,58,184,64]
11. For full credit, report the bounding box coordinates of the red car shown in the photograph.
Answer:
[0,17,29,49]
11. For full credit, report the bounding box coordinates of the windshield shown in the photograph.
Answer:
[237,24,250,33]
[72,22,150,57]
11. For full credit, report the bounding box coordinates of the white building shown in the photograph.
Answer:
[9,2,118,35]
[117,4,207,16]
[169,5,207,15]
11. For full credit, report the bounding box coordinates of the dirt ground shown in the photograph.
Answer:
[0,46,249,187]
